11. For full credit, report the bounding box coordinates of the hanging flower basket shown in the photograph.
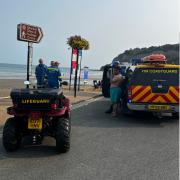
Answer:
[67,35,89,50]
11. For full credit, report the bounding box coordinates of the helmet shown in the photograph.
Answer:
[112,61,120,68]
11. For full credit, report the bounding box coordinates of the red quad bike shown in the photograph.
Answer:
[3,84,71,153]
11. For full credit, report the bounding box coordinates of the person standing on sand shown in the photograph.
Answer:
[47,60,62,88]
[35,58,47,88]
[110,66,123,117]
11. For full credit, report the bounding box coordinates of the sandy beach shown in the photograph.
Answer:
[0,79,102,126]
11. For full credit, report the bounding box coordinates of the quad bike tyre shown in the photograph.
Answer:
[3,117,22,152]
[56,117,71,153]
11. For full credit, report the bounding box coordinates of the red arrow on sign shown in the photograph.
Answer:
[17,23,43,43]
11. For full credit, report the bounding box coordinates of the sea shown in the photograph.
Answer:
[0,63,103,84]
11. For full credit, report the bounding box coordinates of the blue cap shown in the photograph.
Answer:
[112,61,120,67]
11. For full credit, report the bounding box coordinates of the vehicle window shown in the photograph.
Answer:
[130,68,179,86]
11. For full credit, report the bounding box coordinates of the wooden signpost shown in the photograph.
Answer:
[17,23,43,43]
[17,23,43,88]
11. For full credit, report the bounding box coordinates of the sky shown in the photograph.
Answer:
[0,0,178,69]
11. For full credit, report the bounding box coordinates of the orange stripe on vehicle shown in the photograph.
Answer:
[169,90,179,102]
[161,95,172,103]
[174,86,180,93]
[132,86,146,99]
[131,86,179,104]
[164,94,177,103]
[148,95,159,103]
[170,87,179,97]
[132,87,151,102]
[159,96,168,103]
[142,93,154,102]
[151,96,160,103]
[152,96,166,103]
[136,90,152,102]
[132,86,142,94]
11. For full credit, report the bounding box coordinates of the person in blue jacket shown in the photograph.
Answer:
[35,58,47,88]
[47,61,62,88]
[55,61,62,86]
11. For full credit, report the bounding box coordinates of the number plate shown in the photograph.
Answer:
[148,105,170,111]
[28,118,42,129]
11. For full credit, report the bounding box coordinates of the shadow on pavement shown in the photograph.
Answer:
[0,136,61,160]
[72,98,178,128]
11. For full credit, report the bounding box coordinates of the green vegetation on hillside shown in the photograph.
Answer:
[113,44,179,64]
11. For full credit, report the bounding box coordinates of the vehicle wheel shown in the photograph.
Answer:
[56,117,71,153]
[3,117,22,152]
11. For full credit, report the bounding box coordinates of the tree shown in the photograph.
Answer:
[113,44,179,65]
